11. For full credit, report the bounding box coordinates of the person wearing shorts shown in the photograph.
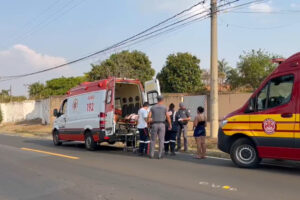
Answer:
[193,106,206,159]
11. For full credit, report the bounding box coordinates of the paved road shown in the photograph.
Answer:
[0,134,300,200]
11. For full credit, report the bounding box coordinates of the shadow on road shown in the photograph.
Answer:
[24,138,300,175]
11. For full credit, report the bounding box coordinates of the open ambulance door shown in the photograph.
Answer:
[144,79,161,106]
[105,77,115,135]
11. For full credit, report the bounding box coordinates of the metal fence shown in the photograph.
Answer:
[183,95,207,119]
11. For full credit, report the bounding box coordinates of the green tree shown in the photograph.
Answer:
[237,49,277,89]
[218,58,231,85]
[28,76,86,98]
[226,68,242,90]
[86,50,155,84]
[1,90,9,96]
[0,90,10,102]
[157,52,204,93]
[42,76,86,97]
[28,82,45,99]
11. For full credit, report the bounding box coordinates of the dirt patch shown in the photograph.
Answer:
[0,119,52,138]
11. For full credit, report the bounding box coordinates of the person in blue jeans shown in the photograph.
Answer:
[193,106,207,159]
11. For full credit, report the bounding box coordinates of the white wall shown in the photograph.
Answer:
[0,99,50,124]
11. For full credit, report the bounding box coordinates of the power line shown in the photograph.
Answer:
[1,0,256,82]
[14,0,85,44]
[0,0,209,80]
[2,0,85,48]
[0,0,62,48]
[218,0,267,13]
[231,10,300,14]
[220,19,299,30]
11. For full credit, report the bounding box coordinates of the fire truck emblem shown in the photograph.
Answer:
[262,118,276,134]
[72,98,78,111]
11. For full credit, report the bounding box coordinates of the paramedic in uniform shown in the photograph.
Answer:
[148,96,172,159]
[176,102,191,152]
[164,103,178,156]
[137,102,150,156]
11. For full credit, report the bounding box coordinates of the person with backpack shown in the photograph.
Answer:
[164,103,178,156]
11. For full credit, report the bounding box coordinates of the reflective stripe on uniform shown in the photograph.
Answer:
[164,141,170,144]
[170,140,176,143]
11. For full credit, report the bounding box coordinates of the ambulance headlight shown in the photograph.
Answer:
[220,119,228,128]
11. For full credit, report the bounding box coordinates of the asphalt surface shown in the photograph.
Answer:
[0,134,300,200]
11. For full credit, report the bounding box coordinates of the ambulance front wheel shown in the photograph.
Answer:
[230,138,261,168]
[52,130,62,146]
[85,132,97,151]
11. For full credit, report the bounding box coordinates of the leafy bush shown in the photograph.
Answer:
[0,107,3,123]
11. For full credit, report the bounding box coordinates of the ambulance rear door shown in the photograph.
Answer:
[144,79,161,106]
[105,77,115,135]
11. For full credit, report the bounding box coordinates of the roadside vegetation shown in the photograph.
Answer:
[0,107,2,123]
[0,90,26,103]
[24,48,282,99]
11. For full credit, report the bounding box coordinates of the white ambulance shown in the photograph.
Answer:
[52,77,160,150]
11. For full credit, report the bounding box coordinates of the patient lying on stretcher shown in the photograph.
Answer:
[114,108,138,125]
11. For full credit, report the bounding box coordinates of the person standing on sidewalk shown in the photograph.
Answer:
[176,102,191,152]
[193,106,207,159]
[137,102,150,156]
[148,96,172,159]
[164,103,178,156]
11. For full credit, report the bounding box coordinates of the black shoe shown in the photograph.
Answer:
[138,153,144,156]
[171,152,176,156]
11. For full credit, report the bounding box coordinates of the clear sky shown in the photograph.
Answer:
[0,0,299,95]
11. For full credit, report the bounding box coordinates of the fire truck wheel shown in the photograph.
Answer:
[230,138,261,168]
[52,130,62,146]
[85,132,97,151]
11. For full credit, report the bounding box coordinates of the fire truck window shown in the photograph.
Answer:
[267,75,294,109]
[256,85,268,111]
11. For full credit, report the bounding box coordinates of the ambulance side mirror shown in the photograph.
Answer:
[53,109,59,117]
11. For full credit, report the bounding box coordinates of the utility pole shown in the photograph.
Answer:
[210,0,218,138]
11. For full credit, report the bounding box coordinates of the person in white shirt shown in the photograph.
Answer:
[137,102,150,156]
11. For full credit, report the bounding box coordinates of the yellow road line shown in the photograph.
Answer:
[21,148,79,160]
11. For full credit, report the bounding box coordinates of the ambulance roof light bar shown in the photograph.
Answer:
[272,58,286,64]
